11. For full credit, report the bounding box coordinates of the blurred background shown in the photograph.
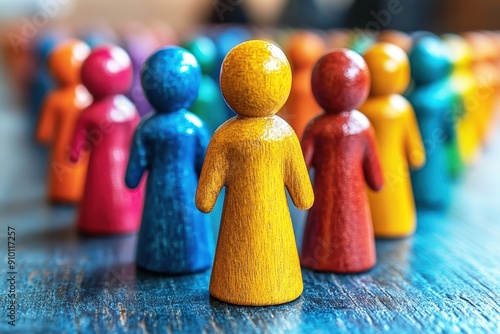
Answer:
[1,0,500,33]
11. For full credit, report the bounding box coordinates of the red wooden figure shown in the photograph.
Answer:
[300,49,384,273]
[70,45,143,234]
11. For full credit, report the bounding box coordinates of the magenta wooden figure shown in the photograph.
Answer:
[301,49,384,273]
[70,45,143,234]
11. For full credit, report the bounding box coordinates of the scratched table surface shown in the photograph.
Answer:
[1,60,500,334]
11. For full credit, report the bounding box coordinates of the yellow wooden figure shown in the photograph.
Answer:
[359,43,425,238]
[463,32,499,145]
[442,34,480,165]
[195,40,314,306]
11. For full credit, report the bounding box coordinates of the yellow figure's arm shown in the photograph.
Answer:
[405,105,426,169]
[195,137,227,213]
[285,134,314,210]
[36,93,57,144]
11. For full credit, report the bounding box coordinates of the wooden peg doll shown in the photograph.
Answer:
[36,39,91,204]
[70,45,143,234]
[280,30,325,139]
[359,43,425,238]
[406,34,455,209]
[125,46,214,274]
[196,40,314,306]
[300,49,383,273]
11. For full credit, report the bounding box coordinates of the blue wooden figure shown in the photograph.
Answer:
[30,29,67,124]
[125,47,214,274]
[407,34,454,209]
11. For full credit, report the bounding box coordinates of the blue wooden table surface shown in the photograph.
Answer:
[0,60,499,333]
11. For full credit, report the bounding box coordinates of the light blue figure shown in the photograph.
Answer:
[407,34,455,209]
[125,47,214,274]
[183,36,227,134]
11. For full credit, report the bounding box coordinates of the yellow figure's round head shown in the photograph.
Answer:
[220,40,292,117]
[442,34,473,69]
[363,42,410,96]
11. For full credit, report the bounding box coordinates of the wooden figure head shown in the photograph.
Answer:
[364,42,410,96]
[220,40,292,117]
[48,39,90,86]
[81,45,133,99]
[141,46,201,113]
[285,31,325,69]
[311,48,370,113]
[409,34,451,85]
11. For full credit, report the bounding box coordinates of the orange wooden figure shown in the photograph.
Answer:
[36,40,91,203]
[280,31,325,139]
[378,30,412,53]
[359,43,426,238]
[300,49,383,273]
[196,40,314,306]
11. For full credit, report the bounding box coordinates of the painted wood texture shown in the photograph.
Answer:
[301,49,383,273]
[196,40,314,306]
[126,47,214,275]
[0,55,500,333]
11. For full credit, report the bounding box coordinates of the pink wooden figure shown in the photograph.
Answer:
[70,45,143,234]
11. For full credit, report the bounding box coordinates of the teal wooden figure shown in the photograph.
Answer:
[183,36,227,134]
[407,34,455,209]
[125,46,214,274]
[183,36,227,238]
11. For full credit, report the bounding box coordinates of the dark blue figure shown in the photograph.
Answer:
[407,34,454,209]
[125,47,214,274]
[30,30,67,124]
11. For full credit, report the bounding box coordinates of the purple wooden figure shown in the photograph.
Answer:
[122,23,163,117]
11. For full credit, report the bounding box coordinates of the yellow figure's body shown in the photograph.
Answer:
[443,35,480,164]
[359,43,425,238]
[195,40,314,306]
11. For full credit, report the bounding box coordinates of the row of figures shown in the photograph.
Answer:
[28,28,500,306]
